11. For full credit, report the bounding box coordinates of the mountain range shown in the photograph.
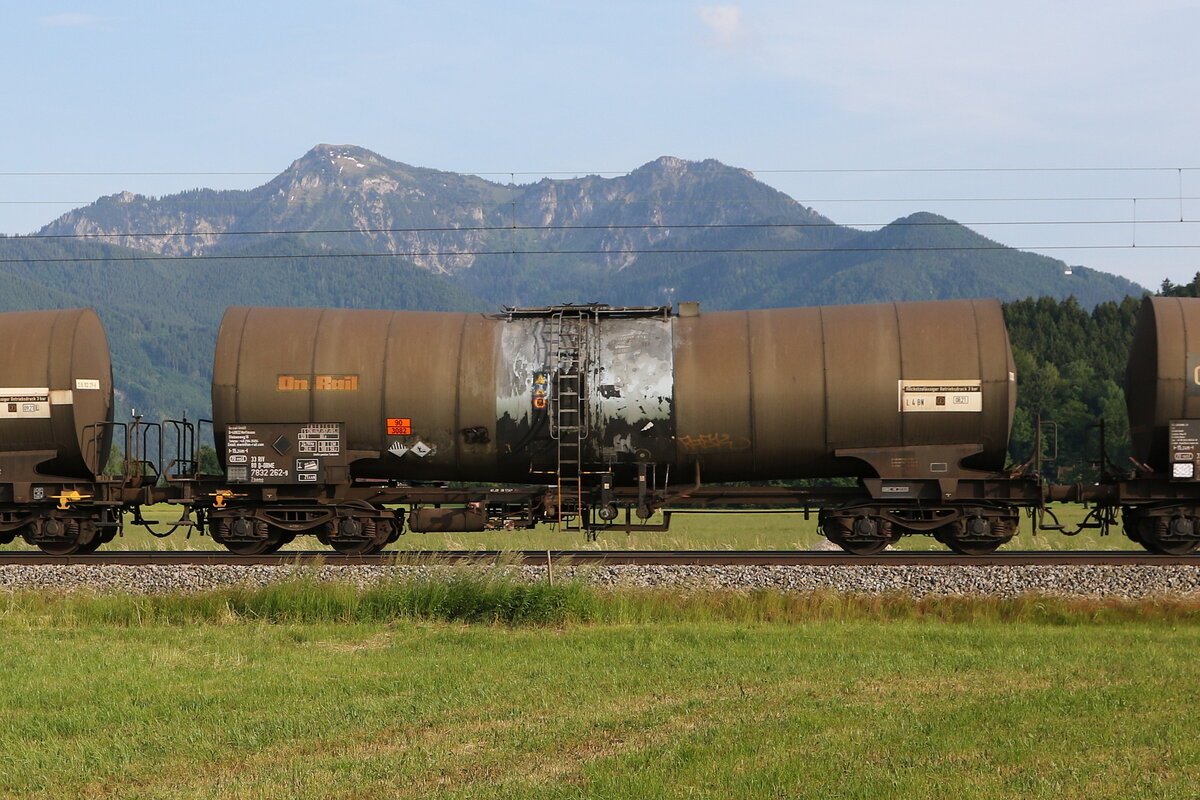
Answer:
[2,144,1147,417]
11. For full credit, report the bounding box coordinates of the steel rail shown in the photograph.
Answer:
[0,550,1198,567]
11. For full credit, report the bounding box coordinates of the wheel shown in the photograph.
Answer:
[35,518,99,556]
[213,518,284,555]
[1122,509,1147,545]
[72,522,103,554]
[328,537,383,555]
[1140,529,1200,555]
[266,527,296,551]
[327,504,396,555]
[933,516,1012,556]
[220,533,284,556]
[1133,515,1200,555]
[822,514,895,556]
[1142,538,1200,555]
[832,537,892,556]
[38,539,92,555]
[941,538,1004,556]
[328,518,391,555]
[37,540,86,555]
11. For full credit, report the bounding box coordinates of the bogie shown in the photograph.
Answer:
[1123,510,1200,556]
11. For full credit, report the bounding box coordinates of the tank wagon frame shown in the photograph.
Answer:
[197,300,1046,556]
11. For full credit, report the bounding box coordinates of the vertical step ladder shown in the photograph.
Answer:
[549,310,588,529]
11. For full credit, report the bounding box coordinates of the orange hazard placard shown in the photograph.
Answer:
[386,418,412,435]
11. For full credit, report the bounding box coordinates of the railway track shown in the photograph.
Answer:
[0,550,1198,567]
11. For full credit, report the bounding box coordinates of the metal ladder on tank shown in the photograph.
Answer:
[548,310,589,530]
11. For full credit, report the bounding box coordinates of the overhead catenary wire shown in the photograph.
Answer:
[3,243,1199,265]
[8,195,1200,206]
[6,217,1199,242]
[3,165,1199,176]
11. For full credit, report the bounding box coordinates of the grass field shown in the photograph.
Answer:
[0,502,1141,553]
[0,578,1198,799]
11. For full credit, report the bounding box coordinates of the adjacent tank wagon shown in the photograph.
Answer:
[0,309,121,553]
[1100,296,1200,553]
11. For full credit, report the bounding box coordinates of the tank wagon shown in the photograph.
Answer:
[0,310,136,553]
[1090,296,1200,554]
[0,309,210,554]
[207,300,1041,555]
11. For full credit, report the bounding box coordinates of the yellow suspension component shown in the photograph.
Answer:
[209,490,246,509]
[51,490,91,510]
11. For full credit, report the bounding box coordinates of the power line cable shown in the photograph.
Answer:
[3,165,1199,176]
[5,195,1200,206]
[2,243,1198,265]
[7,217,1197,242]
[4,196,1197,217]
[0,171,279,177]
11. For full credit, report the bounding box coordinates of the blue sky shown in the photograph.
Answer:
[5,1,1200,289]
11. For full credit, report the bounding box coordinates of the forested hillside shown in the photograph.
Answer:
[1002,295,1142,477]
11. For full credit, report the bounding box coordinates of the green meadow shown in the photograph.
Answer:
[0,576,1198,799]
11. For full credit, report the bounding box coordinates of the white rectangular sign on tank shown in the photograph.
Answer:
[898,380,982,412]
[0,388,52,419]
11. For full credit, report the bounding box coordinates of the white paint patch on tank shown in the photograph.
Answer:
[497,319,549,427]
[590,319,674,428]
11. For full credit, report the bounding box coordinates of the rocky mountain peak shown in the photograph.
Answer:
[651,155,690,171]
[636,155,755,181]
[278,144,390,186]
[297,143,381,167]
[634,155,707,178]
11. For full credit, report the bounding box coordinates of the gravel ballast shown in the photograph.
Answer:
[3,563,1200,598]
